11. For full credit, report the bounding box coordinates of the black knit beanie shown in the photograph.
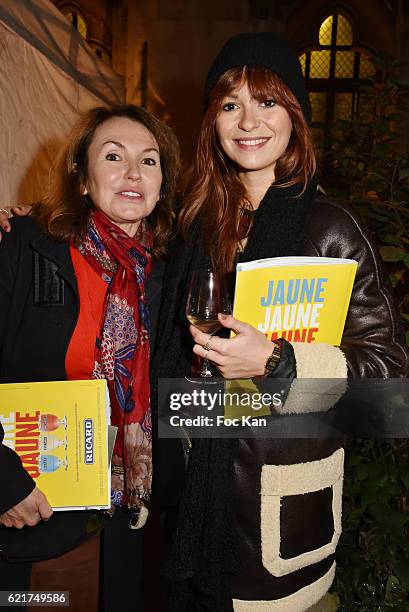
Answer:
[204,31,311,122]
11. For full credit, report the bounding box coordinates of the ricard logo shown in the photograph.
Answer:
[84,419,94,464]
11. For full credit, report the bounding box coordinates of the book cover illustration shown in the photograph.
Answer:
[0,379,110,510]
[233,256,358,346]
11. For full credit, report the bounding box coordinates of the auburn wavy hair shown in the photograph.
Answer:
[33,104,180,259]
[179,66,316,272]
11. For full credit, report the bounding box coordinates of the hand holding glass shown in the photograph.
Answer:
[185,268,231,377]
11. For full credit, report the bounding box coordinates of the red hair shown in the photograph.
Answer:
[179,66,316,272]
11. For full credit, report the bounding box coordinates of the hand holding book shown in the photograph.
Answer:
[189,256,357,381]
[0,380,111,511]
[0,486,52,529]
[233,256,357,345]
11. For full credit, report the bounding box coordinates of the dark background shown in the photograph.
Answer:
[52,0,409,165]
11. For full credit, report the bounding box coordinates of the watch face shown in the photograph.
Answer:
[266,357,279,372]
[265,341,282,374]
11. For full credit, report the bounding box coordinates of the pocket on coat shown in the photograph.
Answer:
[260,448,344,577]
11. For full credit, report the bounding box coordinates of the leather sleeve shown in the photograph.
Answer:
[267,340,297,379]
[306,198,409,377]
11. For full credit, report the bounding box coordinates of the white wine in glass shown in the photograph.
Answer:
[185,268,231,378]
[185,315,221,335]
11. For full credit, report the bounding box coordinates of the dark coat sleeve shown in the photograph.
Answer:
[306,198,409,377]
[0,422,36,514]
[0,227,14,354]
[0,226,36,514]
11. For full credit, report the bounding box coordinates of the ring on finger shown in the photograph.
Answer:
[203,349,210,360]
[203,336,213,352]
[0,208,11,219]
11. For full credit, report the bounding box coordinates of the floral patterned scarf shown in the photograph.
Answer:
[78,210,153,508]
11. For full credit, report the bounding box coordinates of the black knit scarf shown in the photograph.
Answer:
[153,179,317,612]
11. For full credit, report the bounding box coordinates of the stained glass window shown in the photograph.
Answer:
[96,48,111,65]
[310,93,326,123]
[310,50,330,79]
[334,93,353,120]
[64,11,87,39]
[336,15,353,46]
[299,53,307,77]
[300,12,375,152]
[319,16,333,46]
[335,51,355,78]
[359,54,375,79]
[300,13,372,82]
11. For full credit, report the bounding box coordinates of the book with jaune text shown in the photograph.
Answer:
[0,379,111,510]
[233,256,358,345]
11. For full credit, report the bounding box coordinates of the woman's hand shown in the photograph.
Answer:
[190,313,274,379]
[0,487,53,529]
[0,205,32,240]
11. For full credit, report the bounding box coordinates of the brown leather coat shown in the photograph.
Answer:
[231,197,409,610]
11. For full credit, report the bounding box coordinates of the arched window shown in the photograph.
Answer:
[95,46,111,66]
[63,9,87,40]
[299,13,375,152]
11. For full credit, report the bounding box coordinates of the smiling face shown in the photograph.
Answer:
[84,116,163,237]
[215,81,293,183]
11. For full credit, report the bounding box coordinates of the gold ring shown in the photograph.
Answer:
[203,336,213,352]
[0,208,11,219]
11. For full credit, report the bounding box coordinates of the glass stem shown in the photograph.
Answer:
[201,358,213,378]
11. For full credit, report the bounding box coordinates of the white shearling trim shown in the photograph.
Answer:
[233,562,335,611]
[279,343,347,414]
[260,450,343,577]
[291,343,347,379]
[261,448,344,496]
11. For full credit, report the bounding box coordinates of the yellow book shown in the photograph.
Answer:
[0,379,111,510]
[233,256,358,345]
[224,257,357,420]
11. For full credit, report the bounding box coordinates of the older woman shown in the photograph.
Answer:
[152,33,409,611]
[0,104,179,611]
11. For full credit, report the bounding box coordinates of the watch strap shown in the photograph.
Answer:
[263,338,283,376]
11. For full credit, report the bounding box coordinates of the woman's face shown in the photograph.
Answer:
[85,116,163,237]
[215,82,292,179]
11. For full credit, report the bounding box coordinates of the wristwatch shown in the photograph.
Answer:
[263,339,283,376]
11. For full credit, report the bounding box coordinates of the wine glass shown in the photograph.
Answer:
[185,268,231,378]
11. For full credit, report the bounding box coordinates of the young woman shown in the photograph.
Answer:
[0,104,180,611]
[151,32,409,611]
